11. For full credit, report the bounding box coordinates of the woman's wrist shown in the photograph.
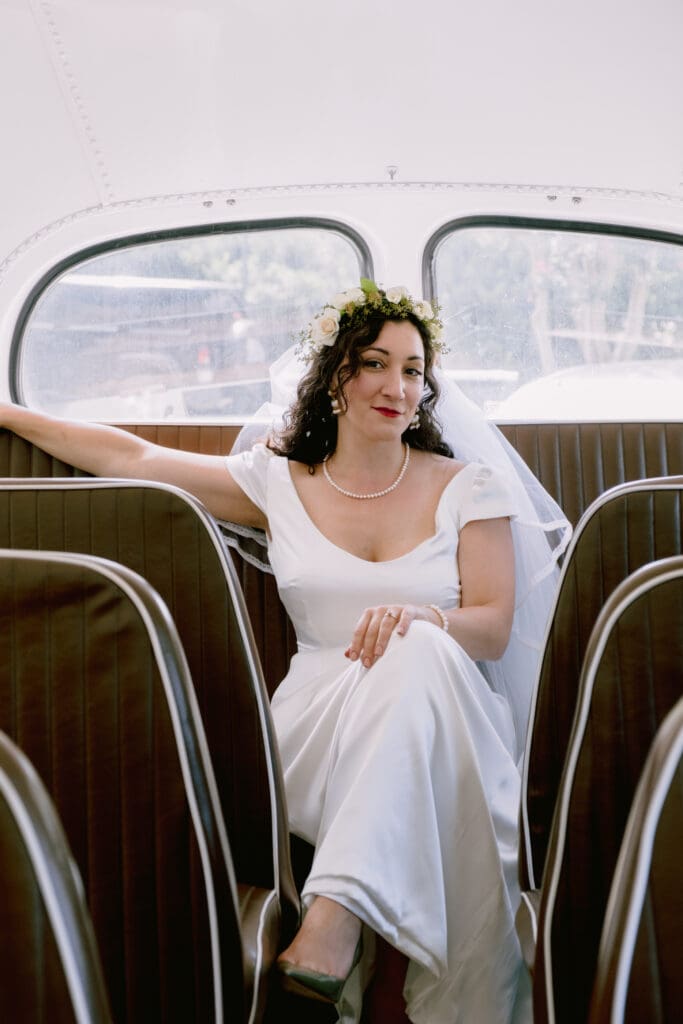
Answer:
[0,401,31,430]
[0,401,12,427]
[425,603,449,632]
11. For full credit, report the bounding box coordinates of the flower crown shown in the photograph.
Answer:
[298,278,447,359]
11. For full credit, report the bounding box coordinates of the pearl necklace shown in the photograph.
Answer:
[322,443,410,500]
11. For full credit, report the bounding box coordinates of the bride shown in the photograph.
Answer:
[0,280,570,1022]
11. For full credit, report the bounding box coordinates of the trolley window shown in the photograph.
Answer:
[428,221,683,421]
[16,222,366,421]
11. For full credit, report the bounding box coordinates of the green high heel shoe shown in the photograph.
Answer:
[277,935,363,1004]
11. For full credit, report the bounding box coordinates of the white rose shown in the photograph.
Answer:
[413,300,434,321]
[310,307,340,345]
[330,288,366,310]
[385,286,410,304]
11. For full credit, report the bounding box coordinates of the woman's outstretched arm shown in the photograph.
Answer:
[0,402,266,528]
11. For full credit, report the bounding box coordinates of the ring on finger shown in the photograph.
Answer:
[383,609,399,620]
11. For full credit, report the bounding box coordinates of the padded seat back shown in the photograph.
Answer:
[0,427,298,699]
[0,476,298,935]
[588,698,683,1024]
[3,421,683,700]
[0,550,243,1024]
[521,477,683,891]
[4,419,683,530]
[499,422,683,527]
[534,557,683,1024]
[0,730,112,1024]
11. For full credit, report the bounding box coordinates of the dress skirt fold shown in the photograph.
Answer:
[273,624,523,1023]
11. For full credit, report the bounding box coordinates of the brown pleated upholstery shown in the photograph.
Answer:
[0,425,295,874]
[124,424,241,456]
[0,432,90,478]
[498,422,683,528]
[533,557,683,1024]
[3,421,683,697]
[0,427,296,699]
[0,730,113,1024]
[0,427,299,909]
[0,551,244,1023]
[521,477,683,894]
[0,424,238,473]
[0,478,299,943]
[588,698,683,1024]
[3,420,682,529]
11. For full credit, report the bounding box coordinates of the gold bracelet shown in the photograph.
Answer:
[426,603,449,632]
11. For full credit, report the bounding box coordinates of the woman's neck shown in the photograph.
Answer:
[327,435,408,489]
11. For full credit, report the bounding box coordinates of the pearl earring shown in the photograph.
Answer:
[328,389,341,416]
[409,410,420,430]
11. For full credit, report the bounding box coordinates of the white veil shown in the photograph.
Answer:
[225,346,572,762]
[431,368,571,762]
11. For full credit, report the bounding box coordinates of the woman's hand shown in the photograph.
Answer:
[345,604,443,667]
[343,517,516,668]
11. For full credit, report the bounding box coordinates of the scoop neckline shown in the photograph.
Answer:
[282,459,473,565]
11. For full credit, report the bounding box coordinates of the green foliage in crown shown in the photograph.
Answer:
[298,278,447,359]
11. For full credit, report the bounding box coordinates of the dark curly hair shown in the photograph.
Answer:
[269,310,453,466]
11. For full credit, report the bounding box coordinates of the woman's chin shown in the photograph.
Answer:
[366,416,408,439]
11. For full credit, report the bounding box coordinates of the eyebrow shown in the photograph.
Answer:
[365,346,425,362]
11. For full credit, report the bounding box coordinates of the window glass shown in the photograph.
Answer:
[19,226,364,420]
[433,226,683,420]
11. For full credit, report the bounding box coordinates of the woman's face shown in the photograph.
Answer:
[338,319,425,440]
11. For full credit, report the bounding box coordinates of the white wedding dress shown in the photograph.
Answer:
[226,444,529,1024]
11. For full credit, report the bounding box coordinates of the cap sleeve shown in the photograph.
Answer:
[456,462,518,530]
[224,442,274,516]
